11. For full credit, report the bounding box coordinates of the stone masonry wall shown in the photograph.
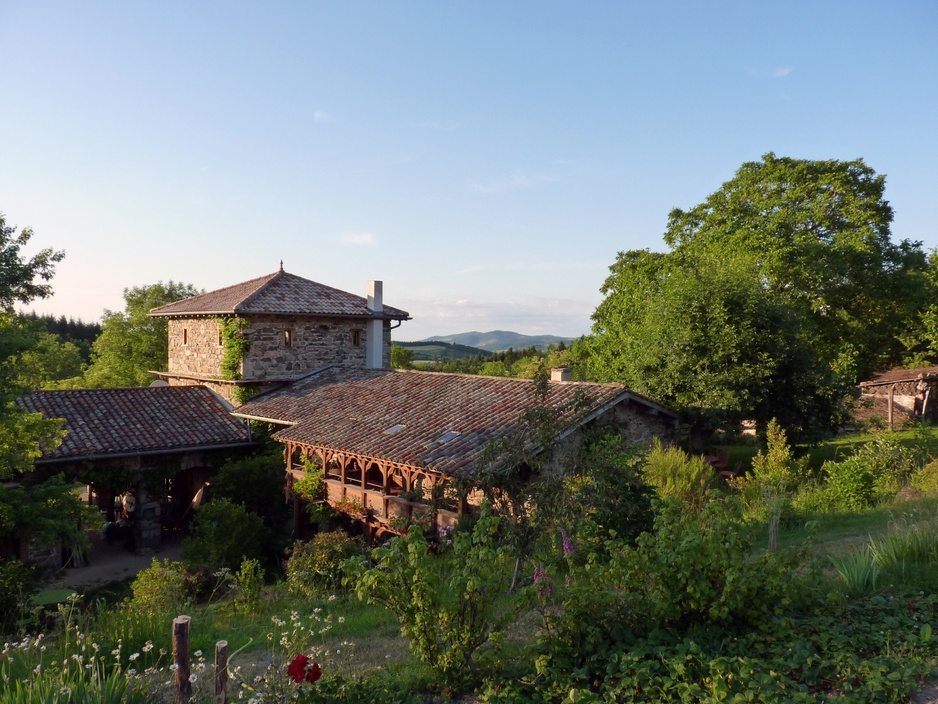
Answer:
[241,315,392,380]
[167,318,226,377]
[167,316,393,382]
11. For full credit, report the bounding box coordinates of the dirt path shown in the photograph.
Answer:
[49,531,184,593]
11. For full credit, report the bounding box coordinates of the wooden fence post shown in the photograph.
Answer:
[173,615,192,704]
[214,640,229,704]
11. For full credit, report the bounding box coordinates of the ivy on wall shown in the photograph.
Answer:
[217,317,249,381]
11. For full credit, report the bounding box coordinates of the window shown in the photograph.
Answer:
[283,329,294,348]
[351,329,362,347]
[183,328,188,345]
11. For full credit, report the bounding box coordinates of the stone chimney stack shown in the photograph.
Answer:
[366,281,384,369]
[551,366,571,383]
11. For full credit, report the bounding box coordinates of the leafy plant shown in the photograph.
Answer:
[234,558,265,614]
[287,531,366,598]
[641,438,717,504]
[831,546,880,594]
[348,502,512,680]
[128,558,195,617]
[182,498,268,571]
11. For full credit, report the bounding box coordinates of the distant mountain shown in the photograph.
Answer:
[416,330,576,353]
[394,340,490,361]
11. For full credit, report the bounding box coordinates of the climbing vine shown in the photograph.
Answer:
[217,317,249,380]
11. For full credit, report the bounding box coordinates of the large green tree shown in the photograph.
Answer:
[587,155,929,442]
[80,281,200,387]
[0,215,91,557]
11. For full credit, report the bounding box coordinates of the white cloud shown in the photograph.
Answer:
[772,67,792,78]
[466,169,556,194]
[313,110,335,122]
[337,232,377,246]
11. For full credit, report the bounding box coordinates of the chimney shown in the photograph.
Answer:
[366,280,384,368]
[551,366,571,383]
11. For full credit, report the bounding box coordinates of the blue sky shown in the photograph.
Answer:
[1,2,935,341]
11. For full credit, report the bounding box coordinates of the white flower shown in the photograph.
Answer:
[129,652,139,661]
[189,673,197,683]
[194,650,202,657]
[59,686,71,695]
[142,641,153,652]
[169,663,179,672]
[338,617,345,623]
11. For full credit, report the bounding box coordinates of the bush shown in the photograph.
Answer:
[182,498,267,571]
[348,502,512,680]
[911,458,938,494]
[129,558,195,617]
[641,439,717,503]
[234,557,265,613]
[823,456,875,511]
[0,559,39,635]
[286,530,365,598]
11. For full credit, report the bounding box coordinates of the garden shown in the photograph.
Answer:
[5,421,938,703]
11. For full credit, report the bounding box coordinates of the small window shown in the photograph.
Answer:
[283,329,294,348]
[434,430,461,443]
[383,424,406,435]
[218,328,223,346]
[183,328,188,345]
[351,330,362,347]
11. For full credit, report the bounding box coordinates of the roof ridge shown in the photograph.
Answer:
[150,271,279,315]
[235,268,287,313]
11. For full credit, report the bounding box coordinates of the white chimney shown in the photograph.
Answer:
[551,366,571,383]
[366,280,384,368]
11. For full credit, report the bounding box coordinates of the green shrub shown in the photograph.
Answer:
[831,546,880,595]
[234,557,265,613]
[910,458,938,495]
[823,457,875,511]
[0,559,39,635]
[641,438,717,503]
[129,558,194,617]
[286,530,365,597]
[182,498,267,571]
[348,502,512,680]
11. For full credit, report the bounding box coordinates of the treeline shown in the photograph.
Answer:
[21,312,101,346]
[394,340,580,380]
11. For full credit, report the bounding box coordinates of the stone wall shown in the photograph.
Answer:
[241,315,391,379]
[167,318,226,377]
[167,315,393,383]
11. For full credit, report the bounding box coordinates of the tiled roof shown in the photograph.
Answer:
[17,386,254,462]
[860,366,938,387]
[233,368,675,476]
[149,270,410,319]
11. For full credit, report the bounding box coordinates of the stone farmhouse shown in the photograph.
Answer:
[19,268,680,553]
[858,365,938,429]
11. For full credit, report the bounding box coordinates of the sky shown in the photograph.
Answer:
[1,2,936,342]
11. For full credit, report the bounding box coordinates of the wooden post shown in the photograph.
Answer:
[214,640,228,704]
[173,615,192,704]
[888,384,895,431]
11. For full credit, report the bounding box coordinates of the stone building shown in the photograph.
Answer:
[234,364,680,539]
[858,366,938,428]
[148,266,410,404]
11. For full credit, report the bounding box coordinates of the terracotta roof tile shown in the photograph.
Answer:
[17,386,254,461]
[861,366,938,386]
[149,270,409,319]
[234,368,674,476]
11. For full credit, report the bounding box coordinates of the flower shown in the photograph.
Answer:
[287,654,310,683]
[305,662,322,683]
[189,673,198,683]
[287,654,322,684]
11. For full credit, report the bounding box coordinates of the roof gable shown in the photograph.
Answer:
[17,386,254,461]
[233,368,676,475]
[148,270,410,319]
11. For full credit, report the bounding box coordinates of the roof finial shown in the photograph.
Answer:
[279,260,284,272]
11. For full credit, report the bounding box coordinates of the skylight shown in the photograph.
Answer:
[434,430,461,443]
[383,424,406,435]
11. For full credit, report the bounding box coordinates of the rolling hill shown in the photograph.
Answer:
[408,330,576,353]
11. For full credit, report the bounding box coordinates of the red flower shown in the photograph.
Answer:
[287,654,310,684]
[305,662,322,683]
[287,654,322,684]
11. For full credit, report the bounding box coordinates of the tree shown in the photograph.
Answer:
[587,155,927,442]
[81,281,200,387]
[0,215,89,559]
[390,343,415,369]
